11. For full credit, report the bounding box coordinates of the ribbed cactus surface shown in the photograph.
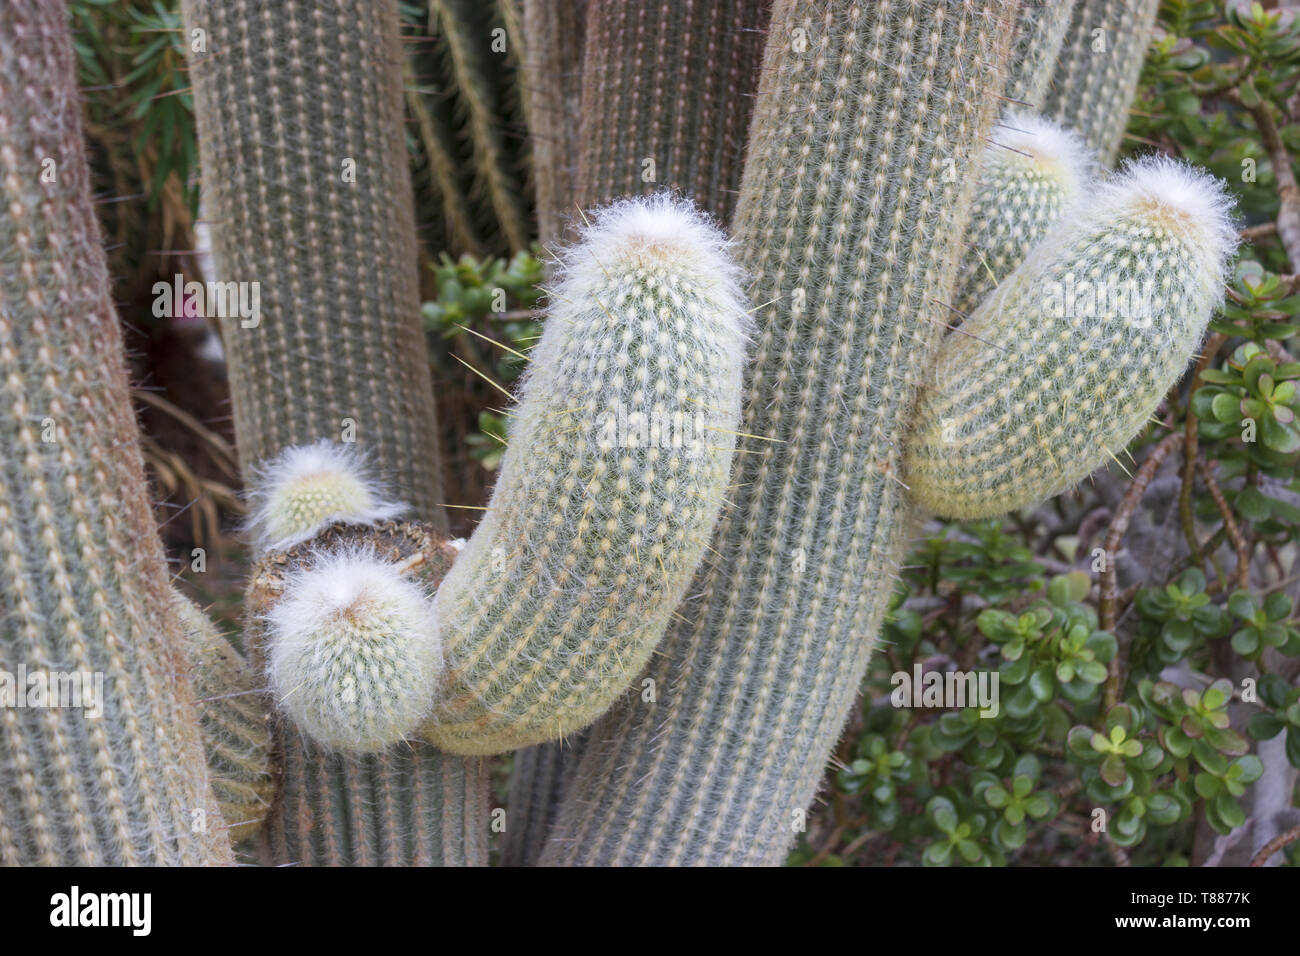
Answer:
[541,0,1013,866]
[426,196,750,755]
[182,0,443,514]
[1045,0,1160,167]
[0,0,231,866]
[1005,0,1076,109]
[182,0,485,866]
[248,520,487,865]
[952,113,1093,318]
[173,591,271,845]
[576,0,772,224]
[908,157,1236,519]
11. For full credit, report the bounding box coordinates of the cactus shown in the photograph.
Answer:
[576,0,771,225]
[266,549,442,752]
[173,591,271,846]
[952,113,1094,319]
[0,0,230,865]
[424,195,750,755]
[1045,0,1161,168]
[181,0,487,866]
[4,0,1251,869]
[405,0,533,257]
[247,441,406,554]
[907,157,1237,520]
[538,0,1014,866]
[1005,0,1077,110]
[502,0,771,859]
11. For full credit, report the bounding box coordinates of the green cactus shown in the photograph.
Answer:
[3,0,1258,869]
[1045,0,1161,167]
[173,590,271,846]
[1004,0,1077,110]
[908,156,1237,520]
[405,0,533,257]
[0,0,230,865]
[502,0,771,859]
[576,0,771,225]
[538,0,1015,866]
[424,195,750,755]
[181,0,487,866]
[952,112,1094,319]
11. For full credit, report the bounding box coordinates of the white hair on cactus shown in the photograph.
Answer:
[246,440,405,552]
[951,111,1096,317]
[1088,153,1239,295]
[907,155,1239,520]
[424,193,752,754]
[994,111,1095,195]
[266,548,441,752]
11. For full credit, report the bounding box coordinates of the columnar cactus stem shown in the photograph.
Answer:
[0,0,231,865]
[907,157,1237,520]
[1044,0,1160,167]
[1004,0,1076,109]
[952,113,1093,318]
[182,0,444,514]
[524,0,587,242]
[182,0,487,866]
[576,0,772,224]
[425,196,750,755]
[541,0,1014,866]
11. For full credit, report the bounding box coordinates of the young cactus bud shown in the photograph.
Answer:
[424,194,750,755]
[247,441,405,553]
[265,549,441,752]
[952,114,1094,319]
[907,156,1237,520]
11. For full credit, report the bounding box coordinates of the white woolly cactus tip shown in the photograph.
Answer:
[906,154,1238,521]
[247,440,405,552]
[1095,153,1239,289]
[952,111,1095,318]
[266,549,441,752]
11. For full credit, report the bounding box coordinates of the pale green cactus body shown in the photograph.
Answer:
[953,113,1094,318]
[907,157,1237,520]
[540,0,1014,867]
[1005,0,1077,109]
[173,591,272,844]
[267,550,441,752]
[0,0,231,866]
[424,195,750,756]
[181,0,487,866]
[248,441,405,553]
[1045,0,1160,167]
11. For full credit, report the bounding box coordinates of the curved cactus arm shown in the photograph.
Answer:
[1005,0,1077,109]
[906,157,1238,520]
[0,0,232,865]
[540,0,1015,867]
[422,195,750,755]
[952,112,1095,319]
[181,0,487,866]
[172,591,272,846]
[1044,0,1160,167]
